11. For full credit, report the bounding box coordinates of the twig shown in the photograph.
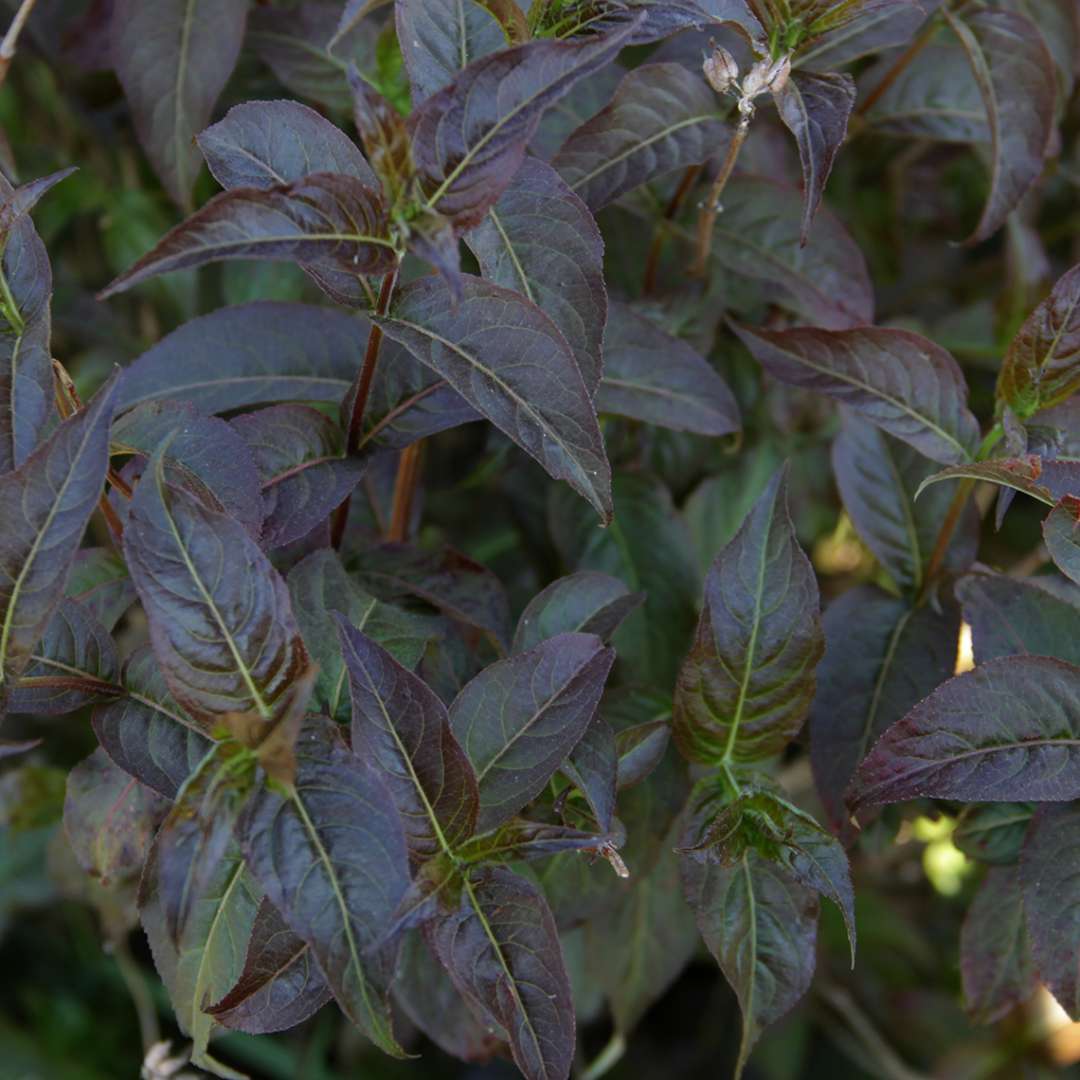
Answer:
[690,116,750,276]
[386,441,422,543]
[0,0,40,90]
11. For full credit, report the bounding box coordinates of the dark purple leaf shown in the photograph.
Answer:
[710,178,874,330]
[112,0,248,209]
[457,816,624,863]
[944,8,1055,245]
[772,70,855,245]
[957,571,1080,665]
[123,449,311,730]
[208,897,332,1034]
[680,811,818,1076]
[0,172,54,474]
[288,549,436,722]
[337,616,479,859]
[428,865,574,1080]
[99,174,395,300]
[997,263,1080,418]
[248,1,379,114]
[64,747,166,885]
[231,404,366,549]
[393,930,503,1063]
[239,717,411,1055]
[798,0,927,70]
[849,655,1080,809]
[198,99,377,190]
[9,599,119,716]
[396,0,508,102]
[734,324,981,465]
[0,371,119,690]
[409,17,640,229]
[961,866,1036,1024]
[513,571,642,654]
[598,302,740,436]
[674,466,823,765]
[810,585,959,836]
[357,543,512,650]
[93,645,212,801]
[560,714,618,832]
[350,338,478,457]
[1020,802,1080,1017]
[374,275,613,522]
[832,411,977,593]
[450,632,614,832]
[954,803,1034,866]
[863,38,987,143]
[530,64,624,160]
[66,548,135,632]
[1045,496,1080,587]
[916,456,1080,506]
[553,62,727,212]
[466,157,606,393]
[112,400,265,539]
[117,302,369,415]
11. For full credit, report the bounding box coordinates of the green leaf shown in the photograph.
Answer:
[549,473,699,689]
[954,803,1034,866]
[238,718,411,1056]
[587,828,699,1034]
[0,371,120,695]
[450,632,613,831]
[141,845,261,1079]
[674,466,823,765]
[428,865,575,1080]
[288,548,437,722]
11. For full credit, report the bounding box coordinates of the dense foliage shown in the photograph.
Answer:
[3,0,1080,1077]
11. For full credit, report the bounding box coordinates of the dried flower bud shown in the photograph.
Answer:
[703,44,739,95]
[741,53,792,100]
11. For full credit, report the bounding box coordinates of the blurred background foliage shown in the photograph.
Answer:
[3,0,1080,1077]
